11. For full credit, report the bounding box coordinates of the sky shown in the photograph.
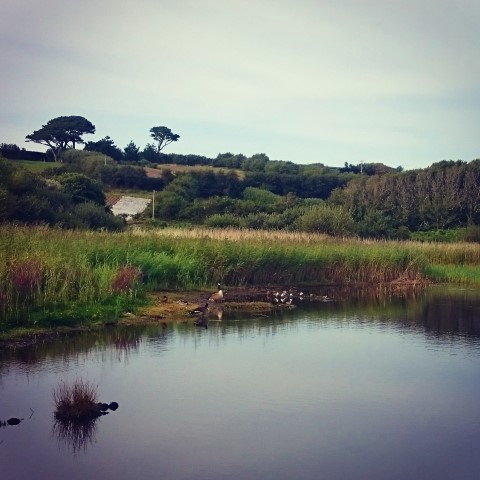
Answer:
[1,0,479,170]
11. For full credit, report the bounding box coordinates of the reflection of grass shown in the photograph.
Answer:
[52,417,98,454]
[53,379,100,421]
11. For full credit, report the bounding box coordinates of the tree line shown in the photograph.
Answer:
[1,114,479,241]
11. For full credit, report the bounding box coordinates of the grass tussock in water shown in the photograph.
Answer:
[1,224,480,329]
[53,379,99,421]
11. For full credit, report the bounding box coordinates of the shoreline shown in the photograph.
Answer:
[0,282,428,348]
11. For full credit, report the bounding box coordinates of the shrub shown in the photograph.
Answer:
[204,213,246,228]
[461,225,480,243]
[296,204,355,236]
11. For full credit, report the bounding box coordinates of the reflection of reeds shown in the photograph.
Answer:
[52,417,98,454]
[53,379,99,421]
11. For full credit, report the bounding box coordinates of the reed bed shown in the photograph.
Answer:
[1,225,479,329]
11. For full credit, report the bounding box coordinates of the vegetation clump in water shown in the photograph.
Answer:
[53,379,103,421]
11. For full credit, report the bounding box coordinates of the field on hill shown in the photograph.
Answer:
[145,164,245,179]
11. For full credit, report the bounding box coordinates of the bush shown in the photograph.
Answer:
[461,225,480,243]
[296,204,355,236]
[62,203,125,231]
[204,213,246,228]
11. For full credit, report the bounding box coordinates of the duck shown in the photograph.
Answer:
[188,303,209,316]
[208,283,224,303]
[7,417,22,426]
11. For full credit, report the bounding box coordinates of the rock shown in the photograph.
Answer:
[7,418,22,426]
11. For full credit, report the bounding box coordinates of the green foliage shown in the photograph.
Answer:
[57,173,106,205]
[410,229,462,243]
[0,158,124,230]
[63,203,125,231]
[242,187,281,205]
[124,140,141,163]
[295,204,355,236]
[204,213,246,228]
[84,136,123,162]
[461,225,480,243]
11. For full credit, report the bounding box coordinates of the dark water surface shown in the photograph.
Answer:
[1,286,480,480]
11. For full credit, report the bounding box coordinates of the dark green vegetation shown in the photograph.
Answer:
[2,147,480,241]
[3,114,480,240]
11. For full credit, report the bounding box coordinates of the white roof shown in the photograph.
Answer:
[111,196,151,217]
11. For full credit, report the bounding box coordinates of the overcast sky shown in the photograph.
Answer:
[1,0,479,170]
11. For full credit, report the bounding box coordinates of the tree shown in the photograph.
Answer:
[124,141,141,163]
[149,126,180,154]
[57,173,105,206]
[84,136,123,162]
[26,116,96,161]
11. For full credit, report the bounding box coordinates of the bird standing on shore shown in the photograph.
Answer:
[208,283,224,303]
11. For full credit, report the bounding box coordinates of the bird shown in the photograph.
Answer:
[7,417,22,426]
[188,303,209,316]
[208,283,224,303]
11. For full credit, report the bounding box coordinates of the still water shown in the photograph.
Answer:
[1,286,480,480]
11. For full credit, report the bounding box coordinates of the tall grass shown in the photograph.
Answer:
[1,225,479,329]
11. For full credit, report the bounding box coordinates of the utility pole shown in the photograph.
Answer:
[152,190,155,220]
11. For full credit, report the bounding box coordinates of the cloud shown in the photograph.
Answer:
[1,0,479,168]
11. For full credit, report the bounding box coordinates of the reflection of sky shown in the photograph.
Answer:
[2,300,480,479]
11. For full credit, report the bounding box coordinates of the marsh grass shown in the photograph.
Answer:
[1,225,480,329]
[53,379,99,421]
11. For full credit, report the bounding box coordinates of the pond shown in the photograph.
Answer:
[1,285,480,480]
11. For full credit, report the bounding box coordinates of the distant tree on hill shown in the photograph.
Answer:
[26,116,95,162]
[84,136,123,162]
[149,126,180,154]
[124,141,141,163]
[142,143,159,163]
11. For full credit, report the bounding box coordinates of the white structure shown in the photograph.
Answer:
[110,196,151,220]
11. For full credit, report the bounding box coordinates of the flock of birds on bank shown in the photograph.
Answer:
[180,283,332,328]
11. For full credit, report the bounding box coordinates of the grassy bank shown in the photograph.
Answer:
[1,225,479,331]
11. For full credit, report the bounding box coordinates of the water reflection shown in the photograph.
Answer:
[1,285,479,367]
[52,417,98,454]
[2,285,480,480]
